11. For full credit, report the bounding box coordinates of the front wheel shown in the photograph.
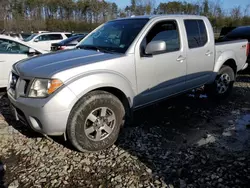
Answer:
[205,65,235,99]
[66,90,125,152]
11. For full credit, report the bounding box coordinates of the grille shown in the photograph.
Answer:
[9,72,31,97]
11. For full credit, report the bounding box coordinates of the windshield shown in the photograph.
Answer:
[78,19,149,53]
[23,33,37,42]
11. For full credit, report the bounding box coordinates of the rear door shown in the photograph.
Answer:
[184,19,215,88]
[0,38,29,87]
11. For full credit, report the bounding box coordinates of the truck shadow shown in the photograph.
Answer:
[116,81,250,185]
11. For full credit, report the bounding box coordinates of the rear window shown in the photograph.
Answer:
[21,33,32,39]
[184,20,208,48]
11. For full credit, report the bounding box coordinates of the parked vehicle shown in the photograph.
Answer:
[23,32,72,52]
[219,26,250,63]
[7,15,249,152]
[51,34,88,51]
[217,26,236,40]
[3,32,32,41]
[0,35,47,88]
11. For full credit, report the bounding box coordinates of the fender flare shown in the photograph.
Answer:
[65,71,136,111]
[214,50,237,73]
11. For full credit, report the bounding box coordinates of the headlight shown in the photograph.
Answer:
[28,78,63,98]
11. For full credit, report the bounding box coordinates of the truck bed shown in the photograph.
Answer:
[215,39,248,72]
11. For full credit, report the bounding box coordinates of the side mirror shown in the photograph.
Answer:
[27,48,36,56]
[34,38,39,42]
[145,41,167,55]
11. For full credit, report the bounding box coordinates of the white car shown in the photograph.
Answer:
[0,35,47,88]
[23,32,72,52]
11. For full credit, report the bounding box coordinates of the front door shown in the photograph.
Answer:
[134,19,187,107]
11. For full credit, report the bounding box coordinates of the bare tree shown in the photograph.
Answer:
[231,6,241,20]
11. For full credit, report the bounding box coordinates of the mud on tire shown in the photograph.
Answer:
[66,90,125,152]
[205,65,235,99]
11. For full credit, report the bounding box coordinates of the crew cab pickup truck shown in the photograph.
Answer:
[7,15,249,152]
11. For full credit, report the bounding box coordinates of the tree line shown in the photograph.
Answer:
[0,0,249,33]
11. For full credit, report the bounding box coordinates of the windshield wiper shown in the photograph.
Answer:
[77,45,116,54]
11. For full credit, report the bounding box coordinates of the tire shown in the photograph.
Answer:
[66,90,125,152]
[205,65,235,99]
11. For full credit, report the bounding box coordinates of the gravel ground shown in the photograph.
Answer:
[1,73,250,188]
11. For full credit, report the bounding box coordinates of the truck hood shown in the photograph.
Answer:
[14,49,123,78]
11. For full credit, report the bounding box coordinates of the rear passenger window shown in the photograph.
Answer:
[38,34,63,41]
[184,20,208,48]
[49,34,63,40]
[141,20,180,55]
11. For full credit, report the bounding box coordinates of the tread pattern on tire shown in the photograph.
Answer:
[66,90,125,152]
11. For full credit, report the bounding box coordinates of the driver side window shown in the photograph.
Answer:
[140,20,180,55]
[0,39,29,54]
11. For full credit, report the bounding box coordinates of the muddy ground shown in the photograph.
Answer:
[0,72,250,188]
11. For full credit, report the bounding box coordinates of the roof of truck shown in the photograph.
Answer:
[114,14,207,21]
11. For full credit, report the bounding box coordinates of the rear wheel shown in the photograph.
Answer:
[205,65,235,99]
[66,90,125,152]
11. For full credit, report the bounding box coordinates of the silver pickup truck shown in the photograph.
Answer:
[7,15,249,152]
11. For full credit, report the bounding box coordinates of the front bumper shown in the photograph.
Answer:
[7,86,77,136]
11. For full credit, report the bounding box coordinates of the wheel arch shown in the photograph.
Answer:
[222,59,237,75]
[66,73,135,125]
[91,86,131,116]
[214,50,237,74]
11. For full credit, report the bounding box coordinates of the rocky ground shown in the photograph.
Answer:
[1,72,250,188]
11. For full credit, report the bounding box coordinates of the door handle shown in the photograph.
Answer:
[176,56,186,62]
[0,61,5,62]
[205,51,213,56]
